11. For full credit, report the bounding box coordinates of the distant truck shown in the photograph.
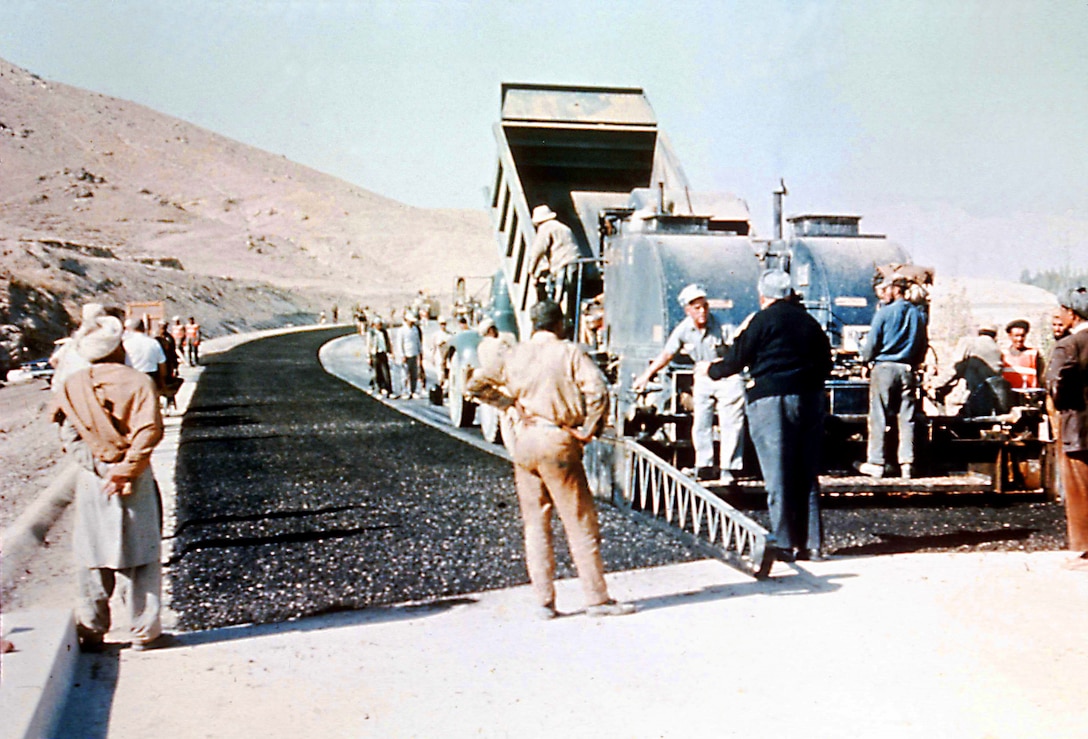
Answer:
[125,301,165,334]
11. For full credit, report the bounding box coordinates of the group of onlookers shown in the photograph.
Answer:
[360,307,457,400]
[850,276,1087,570]
[355,298,503,403]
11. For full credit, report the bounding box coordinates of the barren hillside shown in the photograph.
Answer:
[0,58,493,365]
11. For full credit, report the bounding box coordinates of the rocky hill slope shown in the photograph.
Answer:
[0,58,494,367]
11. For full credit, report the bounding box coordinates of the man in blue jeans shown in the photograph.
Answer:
[858,277,929,479]
[698,270,831,561]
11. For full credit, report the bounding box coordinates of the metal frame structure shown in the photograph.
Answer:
[586,435,774,578]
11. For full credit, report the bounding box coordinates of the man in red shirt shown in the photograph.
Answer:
[184,316,202,366]
[1002,319,1041,389]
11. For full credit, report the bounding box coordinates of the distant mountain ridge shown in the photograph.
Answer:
[0,57,493,365]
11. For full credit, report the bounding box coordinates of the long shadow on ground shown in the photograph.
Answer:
[169,328,699,630]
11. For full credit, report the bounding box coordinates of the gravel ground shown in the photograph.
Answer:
[168,328,1067,632]
[4,327,1067,630]
[169,328,700,631]
[0,380,63,531]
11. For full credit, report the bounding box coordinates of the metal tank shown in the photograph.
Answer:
[785,215,909,351]
[599,187,763,446]
[780,214,911,419]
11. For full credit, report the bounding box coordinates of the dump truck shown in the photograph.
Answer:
[450,83,1053,575]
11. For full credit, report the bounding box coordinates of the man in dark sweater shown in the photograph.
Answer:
[1045,286,1088,570]
[699,269,832,561]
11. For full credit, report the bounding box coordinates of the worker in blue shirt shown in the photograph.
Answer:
[858,276,928,479]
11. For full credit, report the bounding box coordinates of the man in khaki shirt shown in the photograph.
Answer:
[50,314,167,650]
[528,204,580,308]
[468,300,634,619]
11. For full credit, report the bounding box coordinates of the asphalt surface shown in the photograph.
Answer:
[169,328,1066,632]
[168,327,699,631]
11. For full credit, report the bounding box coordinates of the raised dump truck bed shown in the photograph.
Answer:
[482,84,775,575]
[490,83,688,335]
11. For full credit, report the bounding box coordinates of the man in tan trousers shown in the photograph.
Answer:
[467,300,634,619]
[50,313,167,650]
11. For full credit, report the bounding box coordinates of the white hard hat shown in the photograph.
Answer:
[677,284,708,307]
[531,205,557,226]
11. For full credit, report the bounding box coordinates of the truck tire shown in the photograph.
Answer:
[479,403,502,444]
[448,354,476,428]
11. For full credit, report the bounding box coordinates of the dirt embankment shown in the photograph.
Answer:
[0,57,495,370]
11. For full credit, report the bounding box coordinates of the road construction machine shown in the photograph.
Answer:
[449,83,1053,576]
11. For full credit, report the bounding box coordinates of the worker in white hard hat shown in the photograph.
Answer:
[527,204,580,311]
[631,283,747,485]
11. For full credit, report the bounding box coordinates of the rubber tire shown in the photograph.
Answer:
[448,354,476,428]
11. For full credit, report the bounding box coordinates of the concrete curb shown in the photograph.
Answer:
[1,463,77,593]
[0,323,341,737]
[0,609,79,739]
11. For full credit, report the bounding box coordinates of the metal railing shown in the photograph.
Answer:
[586,435,774,578]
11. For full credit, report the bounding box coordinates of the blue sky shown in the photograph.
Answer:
[2,1,1085,277]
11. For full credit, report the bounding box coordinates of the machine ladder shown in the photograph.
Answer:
[586,435,774,578]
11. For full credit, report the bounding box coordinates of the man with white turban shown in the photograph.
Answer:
[49,302,106,392]
[49,314,167,651]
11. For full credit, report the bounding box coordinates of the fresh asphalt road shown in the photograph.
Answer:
[167,327,698,631]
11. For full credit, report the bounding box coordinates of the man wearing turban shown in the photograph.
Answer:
[49,312,167,650]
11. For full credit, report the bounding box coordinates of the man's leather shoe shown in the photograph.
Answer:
[695,466,720,482]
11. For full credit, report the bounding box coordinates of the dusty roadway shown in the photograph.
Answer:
[48,327,1088,738]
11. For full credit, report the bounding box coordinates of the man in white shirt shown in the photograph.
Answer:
[122,318,167,393]
[396,312,425,398]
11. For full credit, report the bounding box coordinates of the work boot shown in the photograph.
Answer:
[854,461,885,478]
[76,625,105,653]
[586,600,636,618]
[695,466,720,482]
[796,548,826,562]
